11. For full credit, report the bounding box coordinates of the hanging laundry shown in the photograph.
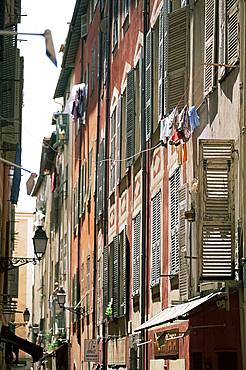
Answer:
[168,107,179,137]
[178,104,191,143]
[188,106,200,133]
[169,130,183,146]
[183,143,187,163]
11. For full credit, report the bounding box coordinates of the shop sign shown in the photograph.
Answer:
[154,329,179,358]
[108,337,126,365]
[84,339,99,362]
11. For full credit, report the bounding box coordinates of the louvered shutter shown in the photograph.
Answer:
[86,257,90,315]
[79,164,83,218]
[81,262,84,304]
[227,0,239,65]
[72,277,75,323]
[103,245,109,322]
[178,183,189,301]
[113,235,120,318]
[97,259,101,324]
[145,29,153,140]
[219,0,226,80]
[91,44,96,91]
[126,68,135,169]
[170,167,181,275]
[204,0,216,93]
[113,0,118,48]
[110,111,116,193]
[87,149,93,203]
[133,213,141,296]
[73,187,76,232]
[139,47,143,151]
[167,6,189,111]
[122,226,127,316]
[98,140,104,216]
[158,3,167,121]
[151,191,161,286]
[199,140,235,280]
[117,97,122,184]
[82,159,86,213]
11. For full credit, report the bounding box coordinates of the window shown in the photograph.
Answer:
[123,0,129,21]
[204,0,239,91]
[110,109,117,194]
[103,244,109,322]
[91,44,96,92]
[79,158,86,217]
[63,233,67,274]
[113,0,119,48]
[97,258,101,324]
[87,148,93,203]
[198,140,235,280]
[126,68,135,169]
[169,167,181,275]
[151,191,161,286]
[118,90,126,180]
[97,139,105,219]
[132,213,141,296]
[73,181,79,232]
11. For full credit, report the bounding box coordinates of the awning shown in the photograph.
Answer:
[0,326,43,363]
[134,292,221,332]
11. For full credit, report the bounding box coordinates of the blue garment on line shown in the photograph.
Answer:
[188,106,200,133]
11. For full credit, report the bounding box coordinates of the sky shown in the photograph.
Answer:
[16,0,76,211]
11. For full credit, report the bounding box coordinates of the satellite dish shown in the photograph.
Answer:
[100,17,108,34]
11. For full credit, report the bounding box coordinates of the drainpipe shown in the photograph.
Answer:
[102,0,112,368]
[141,0,148,368]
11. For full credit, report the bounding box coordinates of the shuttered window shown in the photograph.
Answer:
[81,262,84,308]
[178,183,189,301]
[103,244,109,322]
[117,96,122,184]
[79,159,86,217]
[126,68,135,169]
[113,0,118,48]
[199,140,235,280]
[170,167,181,275]
[113,234,120,318]
[87,148,93,203]
[167,6,189,111]
[132,213,141,296]
[97,258,101,324]
[97,139,105,217]
[91,44,96,92]
[138,47,143,151]
[86,257,90,315]
[145,29,153,140]
[204,0,216,92]
[110,109,116,194]
[151,191,161,286]
[158,3,167,121]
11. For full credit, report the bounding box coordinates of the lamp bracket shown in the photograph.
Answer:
[0,257,39,272]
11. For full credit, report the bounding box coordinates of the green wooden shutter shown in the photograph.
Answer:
[204,0,216,93]
[139,47,143,151]
[151,191,161,286]
[227,0,239,65]
[113,235,120,318]
[178,183,189,301]
[167,6,189,111]
[199,140,235,280]
[82,158,86,214]
[158,2,167,121]
[97,259,101,324]
[170,167,181,275]
[122,226,127,316]
[110,110,116,193]
[87,149,93,203]
[98,140,104,216]
[145,29,152,140]
[126,68,135,169]
[133,213,141,296]
[117,96,122,184]
[103,245,109,322]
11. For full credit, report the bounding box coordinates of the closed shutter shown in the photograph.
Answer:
[87,149,93,203]
[97,259,101,324]
[227,0,239,65]
[117,96,122,184]
[110,110,116,193]
[86,257,90,315]
[122,226,127,316]
[73,187,76,232]
[219,0,226,80]
[204,0,216,93]
[133,213,141,296]
[113,235,120,318]
[151,191,161,286]
[167,6,189,111]
[139,47,143,151]
[113,0,118,48]
[145,29,153,140]
[126,68,135,169]
[79,164,83,218]
[81,262,84,311]
[91,44,96,91]
[98,140,104,216]
[199,140,235,280]
[178,183,189,301]
[158,2,167,121]
[103,244,109,322]
[82,158,86,214]
[170,167,181,275]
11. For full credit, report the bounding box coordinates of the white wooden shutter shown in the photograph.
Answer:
[204,0,216,93]
[219,0,226,80]
[133,213,141,296]
[145,29,153,140]
[199,140,235,280]
[227,0,239,65]
[151,191,161,286]
[126,68,135,169]
[170,167,181,275]
[178,183,189,301]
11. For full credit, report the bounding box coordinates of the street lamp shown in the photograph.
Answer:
[11,308,30,328]
[32,323,39,335]
[57,287,85,316]
[0,29,57,66]
[0,226,48,271]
